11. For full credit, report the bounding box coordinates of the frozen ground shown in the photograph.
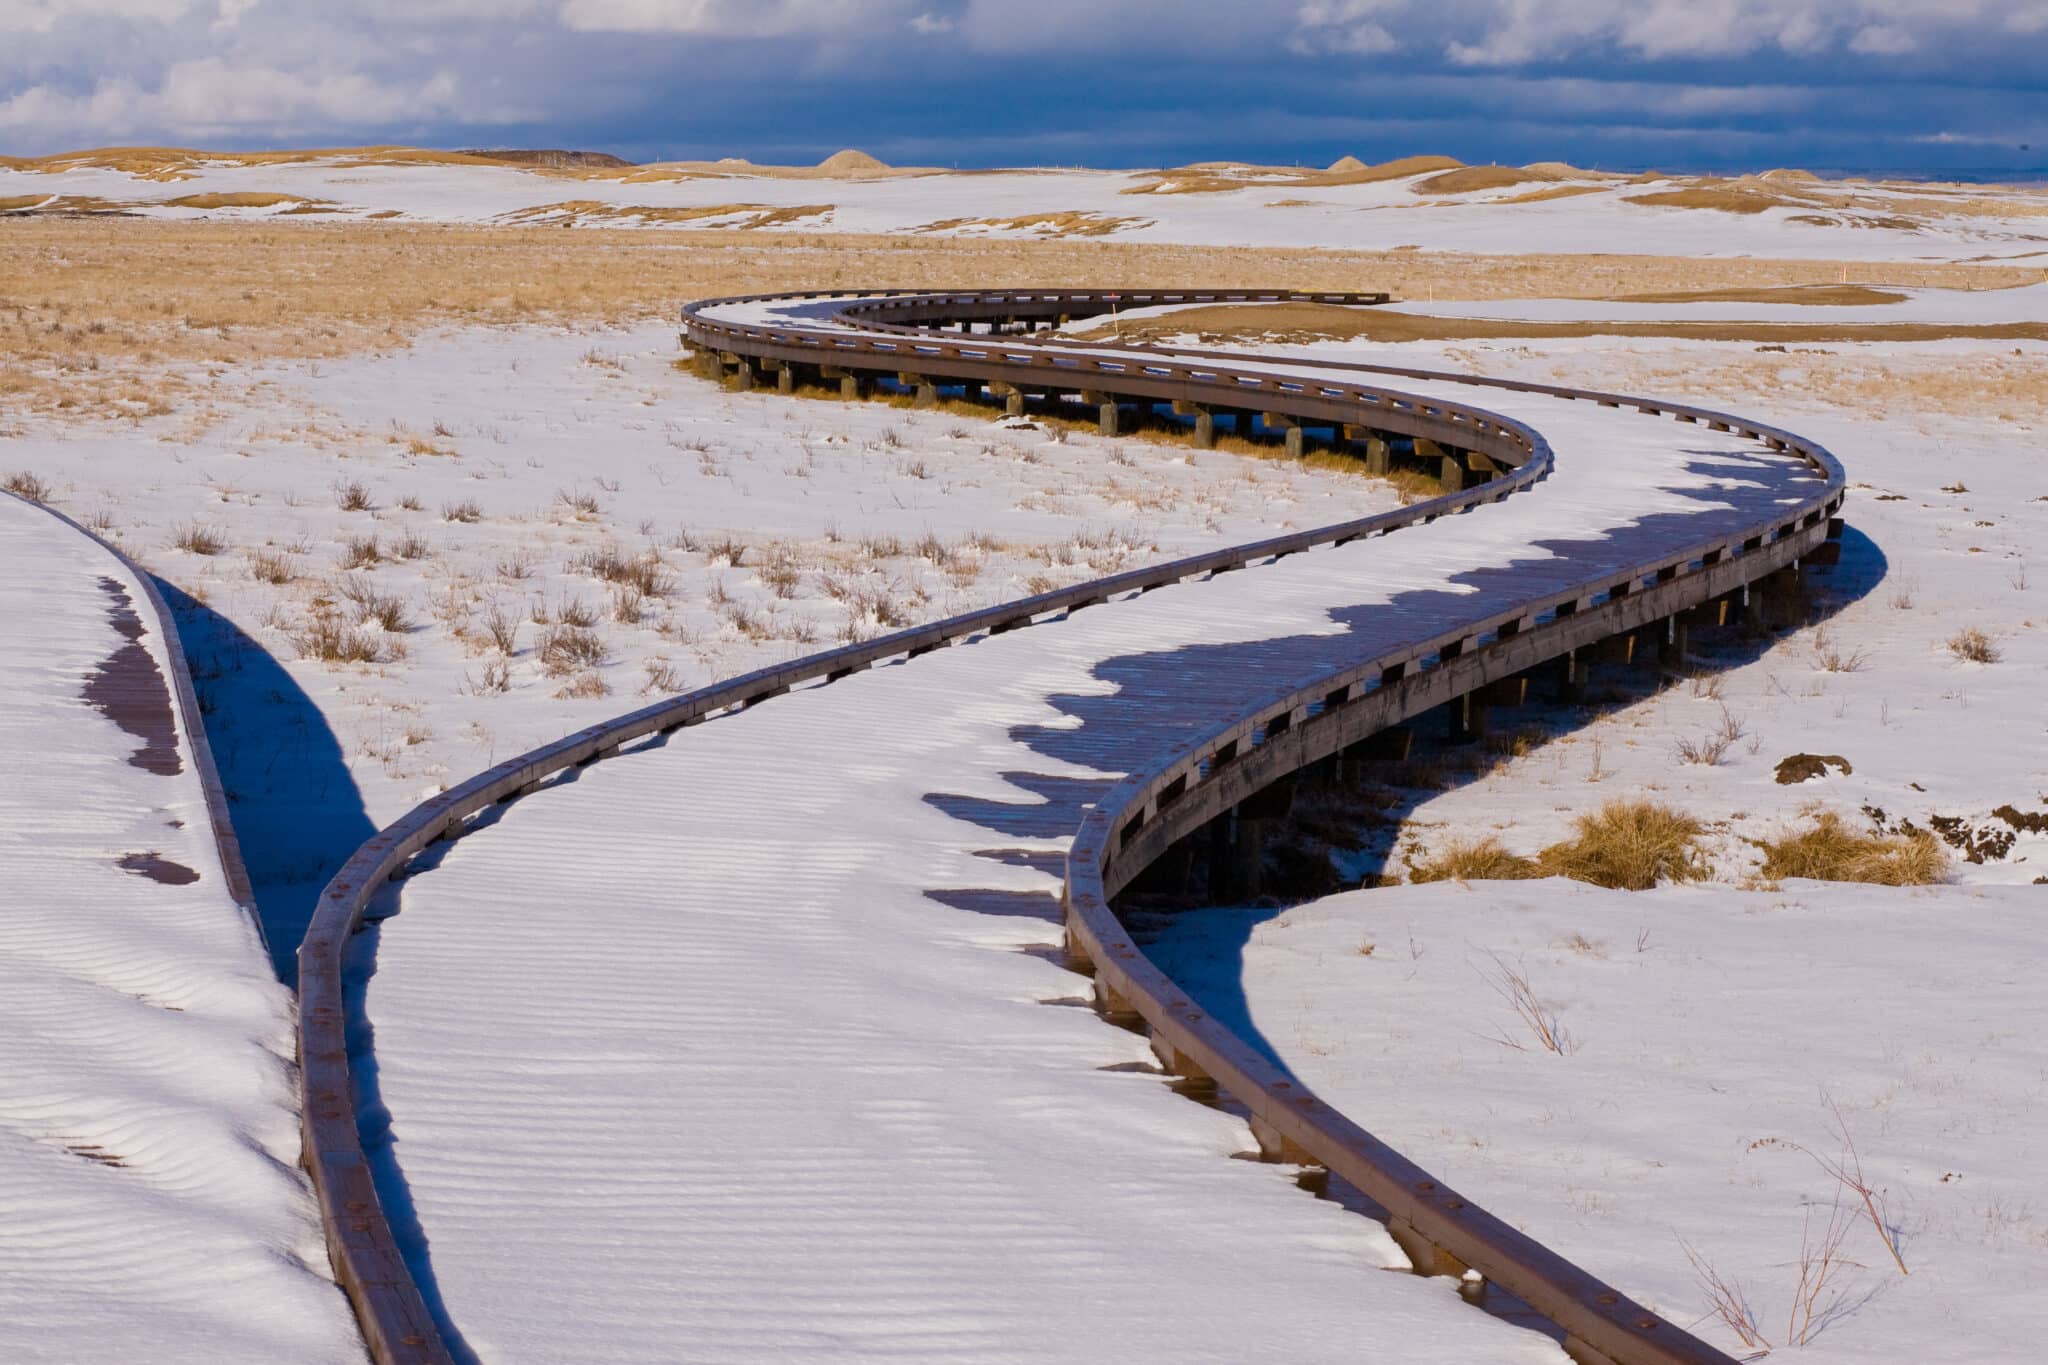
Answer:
[7,153,2048,261]
[1151,879,2047,1362]
[0,495,360,1363]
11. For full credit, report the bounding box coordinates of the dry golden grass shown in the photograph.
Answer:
[917,211,1150,237]
[1413,165,1561,195]
[164,191,320,210]
[1488,184,1609,206]
[502,200,834,229]
[3,216,2036,423]
[1755,811,1948,885]
[1612,284,1907,306]
[1123,154,1466,195]
[1407,835,1542,883]
[1406,798,1711,890]
[1083,300,2048,348]
[1537,798,1712,890]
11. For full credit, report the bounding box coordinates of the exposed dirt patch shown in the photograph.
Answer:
[117,852,200,885]
[1775,753,1853,784]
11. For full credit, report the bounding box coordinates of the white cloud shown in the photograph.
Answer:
[908,11,953,34]
[555,0,891,36]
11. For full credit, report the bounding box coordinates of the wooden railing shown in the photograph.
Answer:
[299,290,1842,1365]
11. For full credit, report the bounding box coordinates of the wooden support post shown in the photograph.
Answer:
[1083,390,1120,436]
[1173,400,1216,449]
[776,364,794,395]
[1593,632,1636,667]
[1363,435,1391,475]
[1446,691,1486,745]
[899,372,937,409]
[732,359,755,391]
[1388,1218,1472,1280]
[1558,649,1589,704]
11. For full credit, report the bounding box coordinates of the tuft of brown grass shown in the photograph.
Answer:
[1536,799,1711,890]
[1756,811,1948,885]
[246,548,295,584]
[333,479,375,512]
[537,624,605,676]
[1946,627,2000,663]
[172,522,226,555]
[442,498,482,523]
[1407,835,1541,883]
[3,470,49,502]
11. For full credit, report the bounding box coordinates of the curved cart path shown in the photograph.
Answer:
[0,494,362,1364]
[344,298,1827,1362]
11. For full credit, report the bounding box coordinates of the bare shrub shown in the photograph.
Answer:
[396,492,424,512]
[442,498,482,523]
[1811,626,1868,673]
[556,487,601,518]
[173,523,227,555]
[333,478,375,512]
[390,531,431,561]
[1678,1238,1772,1353]
[553,596,598,628]
[1675,707,1747,766]
[1477,951,1574,1055]
[481,605,520,656]
[3,470,49,502]
[1755,810,1948,885]
[495,550,533,581]
[704,534,747,567]
[611,586,645,624]
[1946,627,1999,663]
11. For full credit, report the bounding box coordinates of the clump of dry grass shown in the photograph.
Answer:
[1538,799,1711,890]
[340,534,382,569]
[569,542,674,597]
[537,624,605,676]
[335,574,412,632]
[333,478,374,512]
[1756,811,1948,885]
[1407,835,1541,883]
[246,548,295,583]
[173,522,226,555]
[1410,799,1710,890]
[1675,707,1747,765]
[1946,627,2000,663]
[480,605,520,655]
[3,470,49,502]
[442,498,482,523]
[289,605,392,664]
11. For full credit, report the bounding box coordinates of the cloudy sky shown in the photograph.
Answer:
[4,1,2044,174]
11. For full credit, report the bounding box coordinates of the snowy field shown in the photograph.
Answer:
[1,160,2043,1360]
[7,148,2048,262]
[0,495,361,1364]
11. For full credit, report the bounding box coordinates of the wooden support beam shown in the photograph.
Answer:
[898,371,937,409]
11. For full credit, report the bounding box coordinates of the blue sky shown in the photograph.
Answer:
[4,1,2044,175]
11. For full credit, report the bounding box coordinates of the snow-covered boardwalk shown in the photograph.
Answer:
[0,495,362,1363]
[337,301,1832,1362]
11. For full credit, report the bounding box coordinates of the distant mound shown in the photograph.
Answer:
[819,148,889,175]
[1413,163,1574,194]
[1365,154,1463,180]
[1326,155,1367,173]
[458,148,636,170]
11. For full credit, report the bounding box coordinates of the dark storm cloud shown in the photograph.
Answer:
[3,1,2043,173]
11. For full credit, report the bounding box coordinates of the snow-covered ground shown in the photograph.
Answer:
[8,152,2048,261]
[1114,327,2048,1360]
[0,494,361,1363]
[3,173,2043,1359]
